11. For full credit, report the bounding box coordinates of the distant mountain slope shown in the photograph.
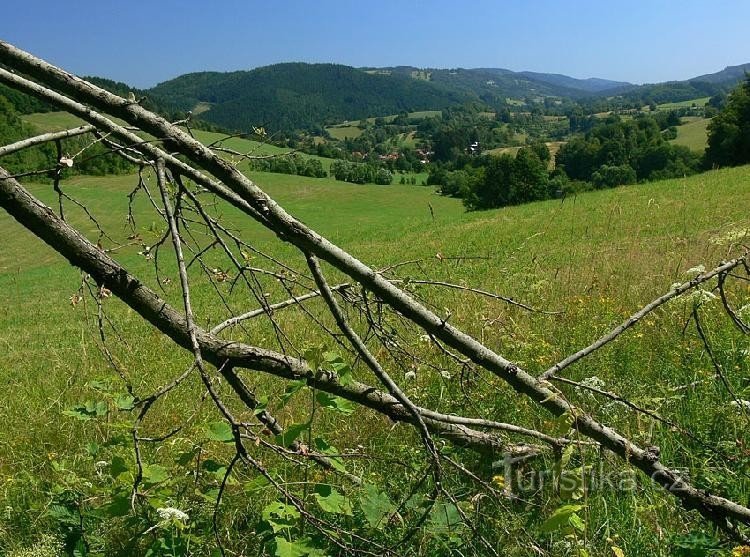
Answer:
[146,63,631,133]
[516,71,631,93]
[147,63,471,132]
[690,62,750,84]
[595,64,750,104]
[376,65,621,101]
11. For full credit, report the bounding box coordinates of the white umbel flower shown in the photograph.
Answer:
[685,265,705,276]
[157,507,189,524]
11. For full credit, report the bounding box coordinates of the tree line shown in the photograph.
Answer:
[429,76,750,210]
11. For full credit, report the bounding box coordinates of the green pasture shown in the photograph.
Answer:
[2,117,750,553]
[671,116,711,152]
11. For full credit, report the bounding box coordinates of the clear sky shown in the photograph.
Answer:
[2,0,748,88]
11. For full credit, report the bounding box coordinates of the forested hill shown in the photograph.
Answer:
[147,63,471,132]
[595,63,750,105]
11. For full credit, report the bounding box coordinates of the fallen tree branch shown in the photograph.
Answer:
[0,125,95,157]
[2,42,750,531]
[0,166,533,456]
[539,257,749,381]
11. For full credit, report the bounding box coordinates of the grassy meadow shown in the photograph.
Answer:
[671,116,711,152]
[1,120,750,554]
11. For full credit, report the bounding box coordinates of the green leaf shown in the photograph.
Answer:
[560,467,588,501]
[359,483,393,529]
[315,391,355,415]
[272,536,310,557]
[110,455,129,478]
[323,352,353,385]
[313,437,346,473]
[244,474,271,493]
[141,464,169,485]
[205,421,234,443]
[202,459,228,481]
[101,494,130,518]
[175,447,199,466]
[540,504,584,534]
[279,380,306,408]
[275,422,309,447]
[262,501,300,533]
[427,502,463,533]
[313,484,352,516]
[115,394,135,410]
[86,380,112,392]
[253,394,269,415]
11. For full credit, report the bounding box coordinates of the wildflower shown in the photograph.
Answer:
[729,400,750,412]
[710,228,749,246]
[492,475,505,489]
[157,506,190,524]
[404,370,416,381]
[440,370,452,379]
[685,264,705,275]
[684,289,718,305]
[576,376,606,393]
[418,334,431,344]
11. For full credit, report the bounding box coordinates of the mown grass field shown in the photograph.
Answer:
[1,118,750,554]
[657,96,710,110]
[671,116,711,152]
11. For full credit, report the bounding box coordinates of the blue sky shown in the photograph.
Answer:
[2,0,748,88]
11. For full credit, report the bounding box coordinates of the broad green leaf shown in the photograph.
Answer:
[428,502,463,533]
[101,494,130,517]
[141,464,169,485]
[315,391,355,415]
[86,380,112,392]
[323,352,353,385]
[279,380,306,408]
[110,455,129,478]
[359,483,393,529]
[304,345,326,371]
[115,394,135,410]
[262,501,300,533]
[313,484,352,516]
[175,447,199,466]
[272,536,310,557]
[202,459,228,481]
[244,474,271,493]
[275,422,309,446]
[540,504,584,534]
[569,511,586,533]
[205,421,234,443]
[313,437,346,473]
[253,394,269,415]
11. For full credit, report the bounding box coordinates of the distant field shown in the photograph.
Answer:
[326,125,363,140]
[486,140,563,167]
[657,96,710,110]
[23,111,99,130]
[192,101,212,115]
[324,110,441,140]
[23,111,336,172]
[670,116,710,152]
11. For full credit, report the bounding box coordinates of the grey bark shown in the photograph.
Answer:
[2,41,750,529]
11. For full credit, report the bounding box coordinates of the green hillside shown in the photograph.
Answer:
[147,63,471,132]
[2,159,750,554]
